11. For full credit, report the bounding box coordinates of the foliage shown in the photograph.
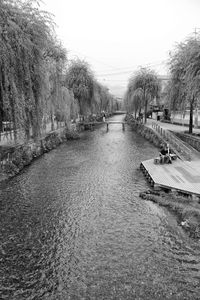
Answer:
[0,0,67,140]
[65,59,94,115]
[3,160,19,176]
[124,88,143,118]
[168,37,200,133]
[65,59,116,116]
[0,0,115,142]
[44,47,68,130]
[125,68,161,123]
[93,81,115,113]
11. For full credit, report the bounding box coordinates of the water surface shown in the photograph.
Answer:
[1,116,200,299]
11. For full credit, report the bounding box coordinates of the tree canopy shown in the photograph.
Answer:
[168,37,200,133]
[0,0,67,139]
[65,59,115,116]
[65,59,94,115]
[125,68,161,123]
[93,81,115,113]
[0,0,116,142]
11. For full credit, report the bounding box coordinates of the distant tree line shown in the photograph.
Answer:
[0,0,117,142]
[124,35,200,134]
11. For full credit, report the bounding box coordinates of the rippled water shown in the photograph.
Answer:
[1,116,200,300]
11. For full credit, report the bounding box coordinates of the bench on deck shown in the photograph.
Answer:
[154,153,177,164]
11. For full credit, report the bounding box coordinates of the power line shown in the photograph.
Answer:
[96,60,168,77]
[68,48,118,70]
[68,48,168,74]
[96,61,167,75]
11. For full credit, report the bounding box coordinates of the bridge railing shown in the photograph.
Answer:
[152,122,191,161]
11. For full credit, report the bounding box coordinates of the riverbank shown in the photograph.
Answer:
[125,114,164,148]
[0,113,116,181]
[125,114,200,239]
[140,190,200,239]
[0,126,80,181]
[2,115,200,299]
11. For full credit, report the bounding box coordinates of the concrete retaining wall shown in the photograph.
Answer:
[175,132,200,152]
[0,127,79,179]
[126,114,200,155]
[125,115,163,148]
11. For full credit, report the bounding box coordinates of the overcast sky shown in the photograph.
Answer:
[42,0,200,96]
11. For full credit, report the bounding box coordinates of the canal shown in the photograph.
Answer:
[1,115,200,299]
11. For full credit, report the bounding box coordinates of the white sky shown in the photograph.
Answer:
[42,0,200,96]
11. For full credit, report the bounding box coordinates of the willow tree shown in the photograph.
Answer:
[125,81,143,118]
[131,89,143,119]
[168,37,200,133]
[126,68,161,123]
[0,0,66,140]
[65,59,94,115]
[92,82,114,114]
[44,42,67,131]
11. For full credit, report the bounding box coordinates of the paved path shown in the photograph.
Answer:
[146,119,200,134]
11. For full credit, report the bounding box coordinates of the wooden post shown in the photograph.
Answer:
[106,123,109,131]
[150,179,154,187]
[154,184,161,191]
[122,123,125,131]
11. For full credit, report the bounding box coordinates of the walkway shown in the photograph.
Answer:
[146,119,200,134]
[146,119,200,161]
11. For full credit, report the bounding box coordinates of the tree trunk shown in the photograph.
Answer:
[25,110,31,140]
[78,98,83,116]
[194,105,198,128]
[25,125,30,140]
[51,113,54,131]
[144,90,147,124]
[189,100,194,134]
[0,84,3,132]
[0,106,3,132]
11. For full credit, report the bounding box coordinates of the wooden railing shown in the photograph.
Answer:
[152,122,191,161]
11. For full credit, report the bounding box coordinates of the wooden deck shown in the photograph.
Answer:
[140,158,200,199]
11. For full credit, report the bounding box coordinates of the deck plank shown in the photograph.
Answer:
[141,158,200,196]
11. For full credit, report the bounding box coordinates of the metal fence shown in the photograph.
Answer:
[0,121,67,146]
[152,122,191,161]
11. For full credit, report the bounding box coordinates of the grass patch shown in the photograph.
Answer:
[140,190,200,239]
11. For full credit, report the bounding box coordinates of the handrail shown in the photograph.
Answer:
[152,122,191,161]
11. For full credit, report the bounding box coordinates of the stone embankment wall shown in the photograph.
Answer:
[175,132,200,152]
[125,114,163,148]
[0,127,79,179]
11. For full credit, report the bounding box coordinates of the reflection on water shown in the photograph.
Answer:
[0,116,200,299]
